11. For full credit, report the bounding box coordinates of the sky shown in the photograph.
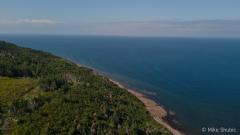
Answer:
[1,0,240,38]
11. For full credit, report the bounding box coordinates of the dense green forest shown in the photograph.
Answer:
[0,41,171,135]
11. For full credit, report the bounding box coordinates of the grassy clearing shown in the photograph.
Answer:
[0,76,37,105]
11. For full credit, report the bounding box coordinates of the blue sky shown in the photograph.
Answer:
[1,0,240,38]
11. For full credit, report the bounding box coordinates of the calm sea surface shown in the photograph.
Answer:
[1,34,240,134]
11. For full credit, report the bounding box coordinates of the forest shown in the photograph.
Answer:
[0,40,171,135]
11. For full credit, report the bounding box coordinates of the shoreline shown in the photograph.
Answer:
[109,79,184,135]
[76,62,184,135]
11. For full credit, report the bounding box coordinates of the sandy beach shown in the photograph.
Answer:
[76,63,183,135]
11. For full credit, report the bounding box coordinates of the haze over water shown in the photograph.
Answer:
[1,34,240,134]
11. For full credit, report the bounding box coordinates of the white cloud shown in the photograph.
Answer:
[0,19,15,24]
[15,19,30,24]
[0,19,66,25]
[30,19,65,24]
[0,19,239,38]
[72,20,240,38]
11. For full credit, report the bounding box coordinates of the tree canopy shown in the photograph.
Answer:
[0,41,171,135]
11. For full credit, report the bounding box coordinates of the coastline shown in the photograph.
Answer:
[76,63,184,135]
[109,79,184,135]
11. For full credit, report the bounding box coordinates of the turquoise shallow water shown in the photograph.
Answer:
[1,34,240,134]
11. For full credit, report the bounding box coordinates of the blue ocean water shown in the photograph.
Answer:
[1,34,240,134]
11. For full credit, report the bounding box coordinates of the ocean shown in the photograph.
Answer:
[1,34,240,135]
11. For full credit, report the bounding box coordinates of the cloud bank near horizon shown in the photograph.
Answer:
[0,19,239,38]
[72,20,240,38]
[0,19,66,25]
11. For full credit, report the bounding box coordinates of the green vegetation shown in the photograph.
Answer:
[0,41,171,135]
[0,76,37,105]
